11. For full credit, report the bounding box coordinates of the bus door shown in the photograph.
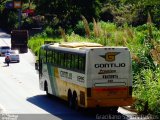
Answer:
[88,47,132,99]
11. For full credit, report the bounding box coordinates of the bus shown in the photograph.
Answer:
[35,42,134,111]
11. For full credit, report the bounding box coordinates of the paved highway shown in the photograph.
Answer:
[0,30,138,120]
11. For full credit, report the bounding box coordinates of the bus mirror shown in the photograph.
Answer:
[35,60,39,70]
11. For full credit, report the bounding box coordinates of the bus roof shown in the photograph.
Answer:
[48,42,103,49]
[42,42,129,54]
[42,42,103,53]
[59,42,103,48]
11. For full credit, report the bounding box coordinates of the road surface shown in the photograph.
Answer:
[0,30,140,120]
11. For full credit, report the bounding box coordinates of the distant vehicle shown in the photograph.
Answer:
[0,46,10,56]
[35,42,134,111]
[11,30,28,53]
[5,50,20,63]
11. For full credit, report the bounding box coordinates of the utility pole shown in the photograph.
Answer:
[18,9,22,30]
[13,0,22,30]
[28,0,31,9]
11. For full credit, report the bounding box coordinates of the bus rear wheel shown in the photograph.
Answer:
[72,92,78,110]
[109,107,118,113]
[45,81,51,97]
[68,90,73,108]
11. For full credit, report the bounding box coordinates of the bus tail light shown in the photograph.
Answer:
[80,91,85,106]
[129,86,132,96]
[87,88,91,97]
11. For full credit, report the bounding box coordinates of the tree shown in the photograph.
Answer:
[123,0,160,26]
[99,0,160,27]
[35,0,101,29]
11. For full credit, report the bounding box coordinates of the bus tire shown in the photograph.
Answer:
[72,91,78,110]
[68,90,73,108]
[44,81,51,97]
[109,107,118,113]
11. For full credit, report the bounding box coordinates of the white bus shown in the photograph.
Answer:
[35,42,134,111]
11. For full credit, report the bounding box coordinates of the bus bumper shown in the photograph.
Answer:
[86,97,134,108]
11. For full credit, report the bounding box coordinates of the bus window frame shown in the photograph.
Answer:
[41,48,86,74]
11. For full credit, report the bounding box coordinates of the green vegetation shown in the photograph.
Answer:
[1,0,160,117]
[28,33,61,56]
[1,0,160,31]
[28,19,160,116]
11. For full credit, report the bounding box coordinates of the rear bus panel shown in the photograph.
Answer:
[85,47,133,107]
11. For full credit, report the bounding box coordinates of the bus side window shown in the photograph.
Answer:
[45,50,47,62]
[61,53,65,67]
[49,50,86,73]
[46,50,52,63]
[52,50,56,65]
[54,51,58,66]
[64,53,71,69]
[61,52,65,67]
[74,54,80,71]
[72,54,76,70]
[67,54,71,69]
[57,52,61,65]
[82,56,86,71]
[79,56,85,71]
[51,51,53,64]
[40,48,46,63]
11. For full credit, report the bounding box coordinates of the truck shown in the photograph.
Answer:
[11,30,28,53]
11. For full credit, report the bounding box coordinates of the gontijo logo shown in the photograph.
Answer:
[100,52,120,62]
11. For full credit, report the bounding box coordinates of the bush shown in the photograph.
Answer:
[133,68,160,115]
[99,21,117,32]
[74,21,86,36]
[74,20,94,37]
[45,26,54,37]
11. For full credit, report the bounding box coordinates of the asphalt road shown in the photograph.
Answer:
[0,30,138,120]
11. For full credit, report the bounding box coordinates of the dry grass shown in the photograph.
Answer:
[150,44,160,65]
[93,18,99,37]
[81,15,90,38]
[93,18,102,38]
[147,12,153,40]
[122,36,128,46]
[147,12,152,24]
[59,27,67,42]
[124,28,134,39]
[131,53,140,63]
